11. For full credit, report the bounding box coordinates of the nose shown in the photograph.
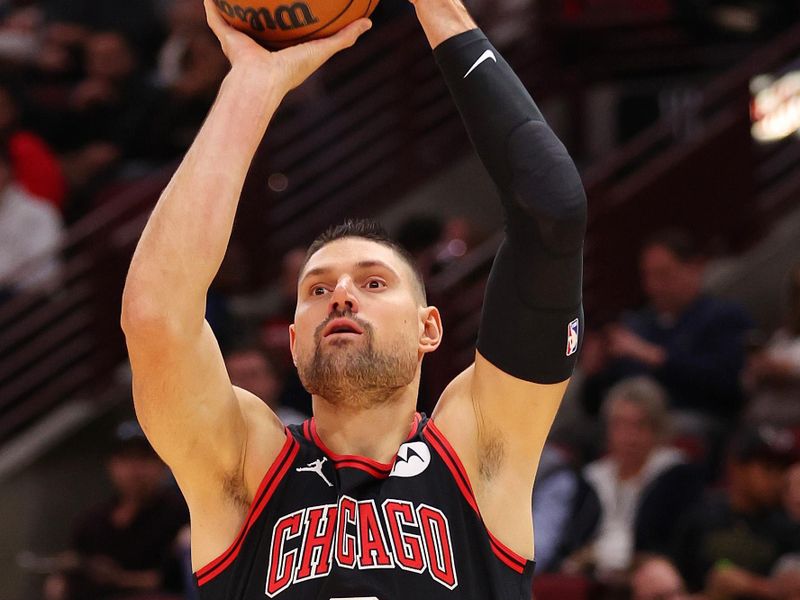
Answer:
[328,277,359,315]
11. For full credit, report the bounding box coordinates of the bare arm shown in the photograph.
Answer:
[411,0,477,48]
[121,0,371,565]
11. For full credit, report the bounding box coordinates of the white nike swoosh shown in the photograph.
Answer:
[464,49,497,79]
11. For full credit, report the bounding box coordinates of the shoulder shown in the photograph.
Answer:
[9,131,52,155]
[685,491,728,523]
[234,388,289,503]
[6,186,59,221]
[72,498,117,543]
[644,447,686,476]
[694,295,752,326]
[583,457,613,484]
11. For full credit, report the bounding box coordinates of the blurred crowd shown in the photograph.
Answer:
[0,0,234,300]
[0,1,798,599]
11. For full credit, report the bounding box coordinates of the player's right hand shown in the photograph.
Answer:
[203,0,371,92]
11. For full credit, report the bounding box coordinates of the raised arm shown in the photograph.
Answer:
[120,0,370,567]
[415,0,586,558]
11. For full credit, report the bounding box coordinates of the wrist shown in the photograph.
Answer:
[646,344,667,367]
[215,64,286,129]
[412,0,477,48]
[226,62,288,102]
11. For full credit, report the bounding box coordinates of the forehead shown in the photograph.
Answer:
[641,245,682,267]
[300,238,413,282]
[226,351,267,367]
[610,398,648,419]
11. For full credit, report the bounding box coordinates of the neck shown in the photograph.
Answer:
[728,485,758,514]
[312,387,419,464]
[655,293,700,319]
[617,458,647,481]
[118,494,145,510]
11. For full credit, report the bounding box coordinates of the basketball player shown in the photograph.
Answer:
[121,0,587,597]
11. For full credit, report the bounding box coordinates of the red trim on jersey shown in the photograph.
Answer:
[194,433,300,586]
[307,413,422,477]
[422,422,479,513]
[333,460,391,479]
[423,420,530,575]
[406,412,422,440]
[487,531,527,574]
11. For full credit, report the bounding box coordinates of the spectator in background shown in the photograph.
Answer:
[776,462,800,598]
[224,343,307,426]
[41,0,165,64]
[43,422,188,600]
[55,30,163,197]
[395,214,444,283]
[222,247,312,415]
[257,248,307,367]
[0,84,67,211]
[257,248,312,416]
[563,377,703,581]
[630,556,698,600]
[33,21,86,86]
[395,213,476,283]
[0,2,42,68]
[149,0,227,159]
[672,425,800,598]
[787,462,800,525]
[0,146,63,300]
[745,263,800,427]
[673,0,800,39]
[532,443,582,573]
[582,230,753,432]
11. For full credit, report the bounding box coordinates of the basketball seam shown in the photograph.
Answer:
[257,0,358,47]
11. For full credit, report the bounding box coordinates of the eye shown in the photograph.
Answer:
[365,279,386,290]
[311,285,329,296]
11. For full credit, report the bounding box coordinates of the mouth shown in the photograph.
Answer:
[322,318,364,338]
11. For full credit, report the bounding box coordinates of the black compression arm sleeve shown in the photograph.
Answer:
[433,29,586,384]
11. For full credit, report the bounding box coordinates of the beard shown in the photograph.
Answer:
[296,312,418,409]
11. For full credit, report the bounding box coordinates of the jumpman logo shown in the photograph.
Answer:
[296,457,333,487]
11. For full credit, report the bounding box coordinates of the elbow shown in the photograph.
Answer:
[121,291,168,339]
[507,120,587,229]
[120,282,189,342]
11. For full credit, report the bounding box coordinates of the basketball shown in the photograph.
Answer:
[212,0,379,49]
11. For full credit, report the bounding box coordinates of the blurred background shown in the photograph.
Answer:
[1,0,800,599]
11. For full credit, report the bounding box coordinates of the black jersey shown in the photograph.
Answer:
[194,414,534,600]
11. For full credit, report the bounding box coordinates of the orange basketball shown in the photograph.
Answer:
[212,0,379,49]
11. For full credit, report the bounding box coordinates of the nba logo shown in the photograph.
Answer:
[566,318,580,357]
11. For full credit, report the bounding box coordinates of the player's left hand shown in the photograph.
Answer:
[203,0,371,93]
[85,556,124,585]
[607,325,666,367]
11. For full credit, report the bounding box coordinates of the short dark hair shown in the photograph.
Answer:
[643,229,700,263]
[730,424,798,467]
[303,219,427,304]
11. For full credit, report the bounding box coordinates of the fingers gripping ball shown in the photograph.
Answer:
[211,0,379,48]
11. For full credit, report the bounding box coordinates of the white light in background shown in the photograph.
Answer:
[751,70,800,142]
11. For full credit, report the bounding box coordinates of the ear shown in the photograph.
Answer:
[418,305,443,355]
[288,323,298,367]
